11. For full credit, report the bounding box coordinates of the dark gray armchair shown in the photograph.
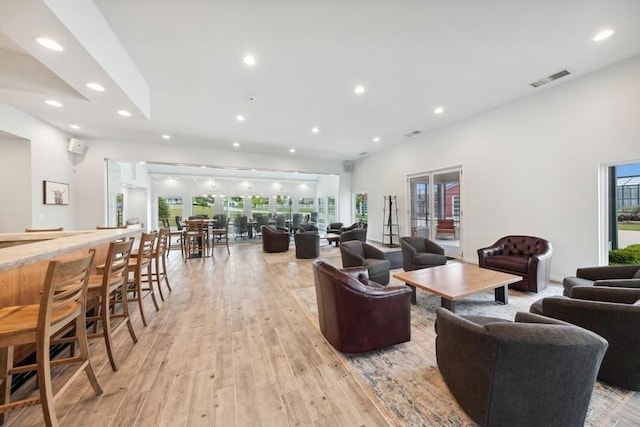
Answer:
[562,264,640,296]
[326,222,343,234]
[339,227,367,244]
[435,308,607,427]
[530,285,640,390]
[340,241,390,285]
[399,237,447,271]
[294,231,320,259]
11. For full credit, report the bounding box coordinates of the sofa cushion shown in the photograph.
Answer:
[485,254,529,273]
[634,269,640,279]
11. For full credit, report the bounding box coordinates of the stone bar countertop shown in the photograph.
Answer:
[0,229,141,272]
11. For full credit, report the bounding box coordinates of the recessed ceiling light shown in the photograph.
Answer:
[243,55,256,66]
[373,137,380,142]
[70,124,80,130]
[162,134,171,140]
[311,127,319,133]
[354,85,365,94]
[289,148,296,153]
[117,110,131,117]
[139,161,146,165]
[86,82,105,92]
[233,142,240,147]
[593,29,614,42]
[45,100,62,107]
[36,37,63,51]
[200,165,207,168]
[434,107,444,115]
[236,114,245,121]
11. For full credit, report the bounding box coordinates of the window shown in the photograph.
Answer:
[354,193,368,224]
[275,195,292,218]
[164,196,183,225]
[327,196,336,223]
[192,196,215,218]
[250,196,269,219]
[298,197,315,219]
[228,196,244,220]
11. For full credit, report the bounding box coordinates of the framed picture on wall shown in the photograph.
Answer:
[43,180,69,205]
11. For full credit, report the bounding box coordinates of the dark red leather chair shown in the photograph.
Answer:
[312,260,412,353]
[477,235,553,292]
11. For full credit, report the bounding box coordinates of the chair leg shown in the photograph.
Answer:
[74,316,103,395]
[146,264,160,312]
[0,347,13,425]
[119,284,139,344]
[37,333,58,427]
[154,257,165,302]
[101,293,118,371]
[162,252,172,292]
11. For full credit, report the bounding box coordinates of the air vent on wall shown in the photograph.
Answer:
[404,130,422,138]
[530,69,571,88]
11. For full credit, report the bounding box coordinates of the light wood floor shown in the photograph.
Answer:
[5,243,389,426]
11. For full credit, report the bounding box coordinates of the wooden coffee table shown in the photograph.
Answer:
[393,263,521,312]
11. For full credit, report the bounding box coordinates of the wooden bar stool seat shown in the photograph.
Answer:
[0,251,102,427]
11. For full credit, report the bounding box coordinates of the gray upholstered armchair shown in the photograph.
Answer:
[326,222,343,234]
[562,264,640,296]
[294,231,320,259]
[399,237,447,271]
[435,308,607,427]
[340,241,390,285]
[530,285,640,390]
[339,227,367,244]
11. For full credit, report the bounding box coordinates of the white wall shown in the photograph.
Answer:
[352,55,640,280]
[0,135,31,232]
[0,104,76,231]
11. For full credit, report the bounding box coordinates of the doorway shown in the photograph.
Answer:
[608,163,640,253]
[408,167,462,257]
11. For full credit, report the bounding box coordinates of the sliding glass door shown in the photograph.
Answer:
[408,167,462,257]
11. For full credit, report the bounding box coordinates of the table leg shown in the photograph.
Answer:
[407,284,416,304]
[441,298,455,312]
[495,285,508,305]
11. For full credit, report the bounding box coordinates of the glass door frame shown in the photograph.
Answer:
[406,165,463,258]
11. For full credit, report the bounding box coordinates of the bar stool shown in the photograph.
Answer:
[86,237,137,371]
[127,232,159,326]
[0,251,102,426]
[211,218,230,255]
[134,228,172,302]
[184,219,208,259]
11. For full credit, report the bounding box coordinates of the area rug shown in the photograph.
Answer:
[291,272,634,426]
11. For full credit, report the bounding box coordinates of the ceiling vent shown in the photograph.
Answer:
[530,69,571,88]
[404,130,422,138]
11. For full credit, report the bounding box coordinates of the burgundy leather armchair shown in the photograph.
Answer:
[312,260,412,353]
[477,235,553,292]
[261,225,290,253]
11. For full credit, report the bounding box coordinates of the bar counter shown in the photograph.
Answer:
[0,228,141,363]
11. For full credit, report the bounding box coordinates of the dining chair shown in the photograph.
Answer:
[0,251,102,426]
[184,219,209,259]
[86,237,137,371]
[211,217,230,254]
[126,231,159,326]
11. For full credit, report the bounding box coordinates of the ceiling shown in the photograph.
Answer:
[1,0,640,162]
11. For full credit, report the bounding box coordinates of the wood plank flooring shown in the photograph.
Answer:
[5,243,389,426]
